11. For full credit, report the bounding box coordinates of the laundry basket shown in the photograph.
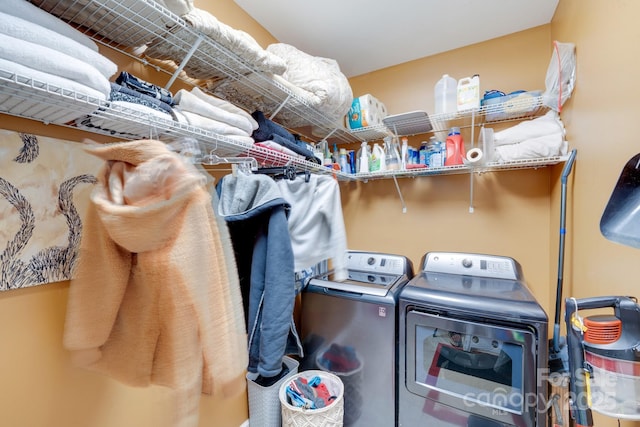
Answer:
[279,370,344,427]
[247,356,299,427]
[316,346,363,425]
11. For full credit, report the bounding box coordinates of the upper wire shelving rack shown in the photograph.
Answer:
[1,0,568,181]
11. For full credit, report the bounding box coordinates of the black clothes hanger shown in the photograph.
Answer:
[255,165,311,182]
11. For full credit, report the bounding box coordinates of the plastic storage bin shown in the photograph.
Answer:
[280,370,344,427]
[247,356,299,427]
[481,90,542,122]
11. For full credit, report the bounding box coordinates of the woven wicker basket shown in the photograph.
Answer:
[247,356,299,427]
[279,370,344,427]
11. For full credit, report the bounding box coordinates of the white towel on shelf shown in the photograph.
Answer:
[0,11,117,79]
[0,57,106,124]
[0,32,111,97]
[174,88,256,135]
[493,110,565,146]
[494,131,568,162]
[189,87,257,130]
[175,109,255,145]
[0,0,98,52]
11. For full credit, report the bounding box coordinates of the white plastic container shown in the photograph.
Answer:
[370,143,386,172]
[434,74,457,115]
[457,74,480,111]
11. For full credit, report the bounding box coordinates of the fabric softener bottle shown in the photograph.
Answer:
[444,127,465,166]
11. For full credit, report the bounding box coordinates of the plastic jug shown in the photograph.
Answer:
[444,127,466,166]
[434,74,457,115]
[371,143,386,172]
[457,74,481,111]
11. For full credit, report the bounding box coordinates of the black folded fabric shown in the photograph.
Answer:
[115,71,174,105]
[251,110,296,143]
[109,82,174,116]
[252,111,320,163]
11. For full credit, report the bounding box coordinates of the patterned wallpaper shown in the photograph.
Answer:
[0,130,103,290]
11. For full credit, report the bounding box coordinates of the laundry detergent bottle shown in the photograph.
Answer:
[444,127,466,166]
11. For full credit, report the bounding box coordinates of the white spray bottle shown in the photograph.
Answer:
[358,141,370,174]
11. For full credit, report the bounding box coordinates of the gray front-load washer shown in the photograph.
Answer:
[300,250,414,427]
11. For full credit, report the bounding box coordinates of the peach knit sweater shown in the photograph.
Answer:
[63,139,247,427]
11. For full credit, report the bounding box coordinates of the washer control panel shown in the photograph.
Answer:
[347,251,410,276]
[421,252,522,280]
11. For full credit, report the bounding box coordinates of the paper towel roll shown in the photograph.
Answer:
[466,147,484,164]
[346,94,387,129]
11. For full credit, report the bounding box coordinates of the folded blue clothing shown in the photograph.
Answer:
[251,110,296,143]
[251,111,320,163]
[109,82,174,116]
[115,71,174,105]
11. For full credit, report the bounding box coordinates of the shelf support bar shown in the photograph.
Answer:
[269,94,292,122]
[392,175,407,213]
[164,34,205,90]
[323,128,338,141]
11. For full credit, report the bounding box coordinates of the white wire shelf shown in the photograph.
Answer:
[0,67,354,179]
[25,0,365,145]
[429,94,548,138]
[0,66,566,182]
[337,155,569,181]
[3,1,566,181]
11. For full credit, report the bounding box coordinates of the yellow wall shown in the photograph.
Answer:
[2,0,640,426]
[343,24,558,317]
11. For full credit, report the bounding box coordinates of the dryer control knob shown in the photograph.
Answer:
[462,258,473,268]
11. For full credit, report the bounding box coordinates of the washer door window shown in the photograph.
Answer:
[406,310,537,422]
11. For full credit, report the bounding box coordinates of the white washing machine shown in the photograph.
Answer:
[300,250,414,427]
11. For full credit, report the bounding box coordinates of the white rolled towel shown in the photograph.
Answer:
[494,110,565,146]
[494,131,568,162]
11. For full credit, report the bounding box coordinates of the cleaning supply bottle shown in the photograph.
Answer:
[332,143,340,164]
[457,74,481,111]
[444,127,466,166]
[383,136,401,171]
[339,148,349,173]
[419,140,429,166]
[434,74,457,115]
[401,137,409,170]
[371,143,386,172]
[357,141,370,174]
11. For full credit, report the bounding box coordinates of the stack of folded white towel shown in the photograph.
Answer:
[493,110,568,162]
[174,87,258,146]
[0,0,117,124]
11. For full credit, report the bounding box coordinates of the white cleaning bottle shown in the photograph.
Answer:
[371,143,386,172]
[358,141,370,174]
